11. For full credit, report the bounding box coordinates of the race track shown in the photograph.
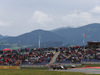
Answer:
[54,67,100,74]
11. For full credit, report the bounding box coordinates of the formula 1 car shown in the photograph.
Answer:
[52,65,67,70]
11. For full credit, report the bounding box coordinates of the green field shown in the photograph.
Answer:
[75,64,100,68]
[0,69,99,75]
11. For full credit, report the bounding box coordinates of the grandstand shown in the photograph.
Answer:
[0,42,100,68]
[55,46,100,64]
[87,42,100,48]
[0,47,58,66]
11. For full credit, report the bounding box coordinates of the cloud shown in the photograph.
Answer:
[29,11,53,26]
[62,12,94,27]
[90,5,100,14]
[61,6,100,27]
[0,20,13,27]
[29,6,100,30]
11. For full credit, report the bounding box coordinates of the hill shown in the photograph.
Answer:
[0,35,9,39]
[0,29,64,49]
[0,23,100,49]
[53,23,100,45]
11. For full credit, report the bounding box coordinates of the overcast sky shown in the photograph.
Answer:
[0,0,100,36]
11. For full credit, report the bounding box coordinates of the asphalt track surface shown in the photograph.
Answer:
[54,67,100,74]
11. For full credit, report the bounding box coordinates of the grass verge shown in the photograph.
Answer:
[0,70,98,75]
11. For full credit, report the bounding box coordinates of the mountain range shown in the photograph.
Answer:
[0,23,100,49]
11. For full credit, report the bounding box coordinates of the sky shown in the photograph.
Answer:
[0,0,100,36]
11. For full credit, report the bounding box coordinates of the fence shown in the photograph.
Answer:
[21,65,47,68]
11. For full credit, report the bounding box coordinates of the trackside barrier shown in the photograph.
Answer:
[52,63,81,66]
[20,62,100,69]
[0,66,20,69]
[21,65,46,68]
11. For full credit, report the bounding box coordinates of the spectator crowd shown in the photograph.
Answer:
[56,46,100,63]
[0,46,100,66]
[0,47,57,66]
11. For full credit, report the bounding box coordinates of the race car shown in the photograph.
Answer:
[52,65,67,70]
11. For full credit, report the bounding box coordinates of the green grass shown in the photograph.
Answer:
[83,64,100,67]
[9,45,33,50]
[9,47,21,50]
[75,64,100,68]
[0,70,98,75]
